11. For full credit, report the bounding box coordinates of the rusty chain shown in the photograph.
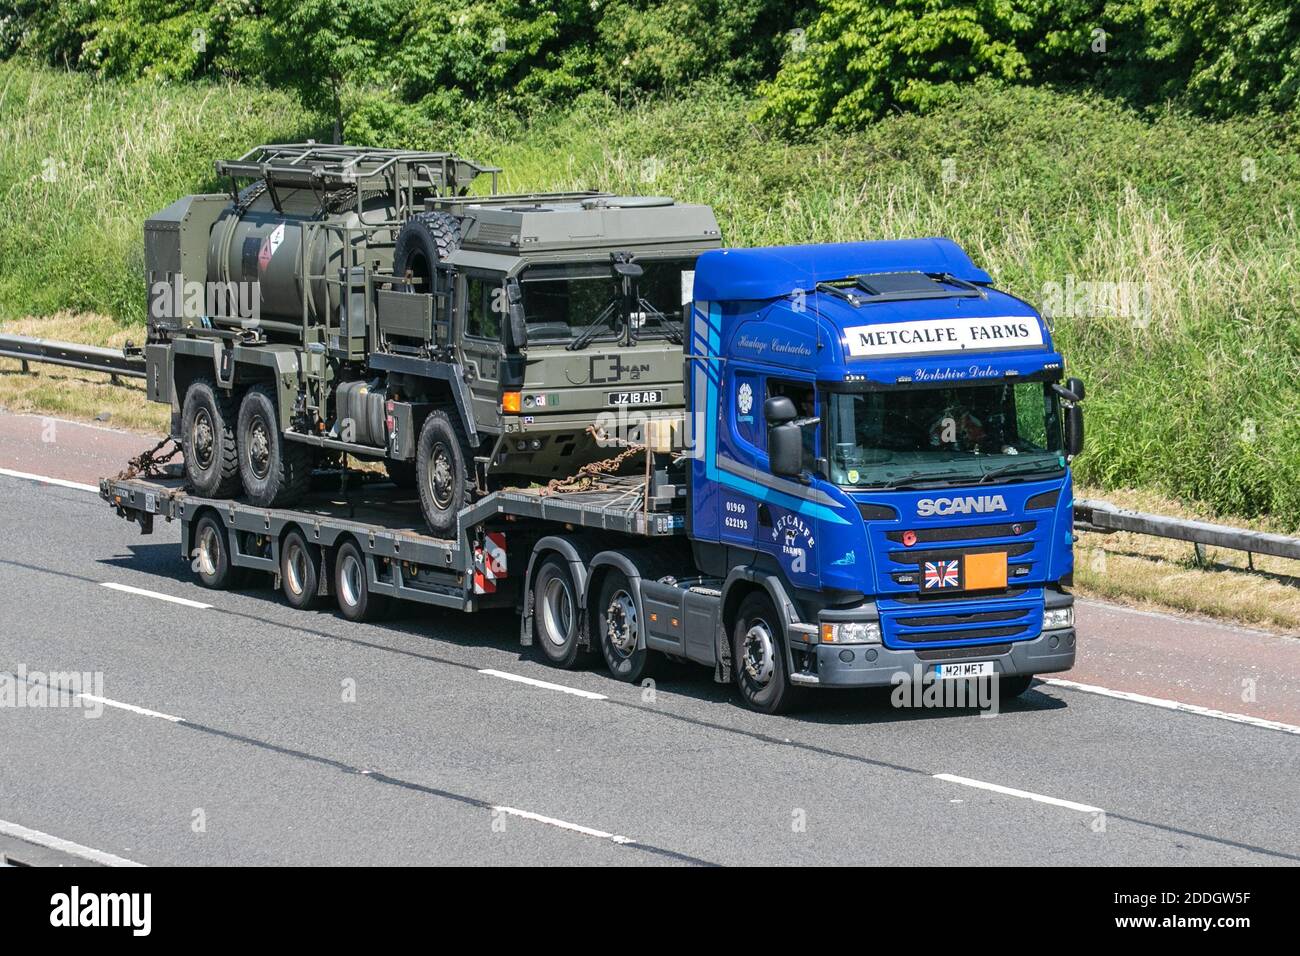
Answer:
[116,437,182,481]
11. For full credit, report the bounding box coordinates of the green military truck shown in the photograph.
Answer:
[143,143,721,535]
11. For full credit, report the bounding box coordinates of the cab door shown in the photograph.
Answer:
[455,273,505,433]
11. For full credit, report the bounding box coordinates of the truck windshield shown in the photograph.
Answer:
[519,258,694,344]
[826,381,1065,488]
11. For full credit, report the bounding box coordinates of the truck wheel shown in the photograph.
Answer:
[280,528,322,610]
[385,458,417,490]
[596,570,658,683]
[334,540,389,622]
[733,592,804,714]
[192,513,245,589]
[180,379,240,498]
[999,674,1035,699]
[416,410,472,537]
[533,555,587,669]
[237,384,312,507]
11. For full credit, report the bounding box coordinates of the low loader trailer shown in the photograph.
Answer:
[103,239,1084,713]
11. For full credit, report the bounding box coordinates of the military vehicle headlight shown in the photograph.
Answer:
[1043,607,1074,629]
[819,621,881,644]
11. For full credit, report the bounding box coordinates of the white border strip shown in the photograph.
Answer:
[934,773,1102,813]
[479,668,607,700]
[0,818,144,867]
[0,467,98,494]
[492,806,634,844]
[1043,677,1300,736]
[100,582,211,609]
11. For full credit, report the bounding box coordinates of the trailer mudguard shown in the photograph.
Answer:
[520,535,596,647]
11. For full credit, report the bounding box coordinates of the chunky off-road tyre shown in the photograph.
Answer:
[998,674,1035,699]
[180,379,240,498]
[385,458,418,490]
[237,384,312,507]
[393,212,462,294]
[533,555,588,669]
[416,409,473,537]
[596,570,659,684]
[192,513,246,589]
[280,528,322,610]
[733,592,804,715]
[333,539,390,622]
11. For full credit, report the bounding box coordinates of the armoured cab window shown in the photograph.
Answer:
[464,276,503,341]
[765,379,817,469]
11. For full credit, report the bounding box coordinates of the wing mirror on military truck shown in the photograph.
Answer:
[765,395,804,478]
[1054,377,1086,457]
[504,278,528,352]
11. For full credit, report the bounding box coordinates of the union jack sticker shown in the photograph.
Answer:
[923,559,960,590]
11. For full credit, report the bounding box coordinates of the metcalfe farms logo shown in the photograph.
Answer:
[844,316,1043,357]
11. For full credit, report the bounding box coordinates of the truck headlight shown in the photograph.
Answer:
[1043,607,1074,629]
[819,621,882,644]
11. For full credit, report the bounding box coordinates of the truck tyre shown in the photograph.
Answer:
[280,528,322,610]
[237,384,312,507]
[180,379,240,498]
[416,409,472,537]
[192,513,245,589]
[596,570,658,683]
[733,592,804,714]
[999,674,1035,699]
[385,458,418,490]
[393,212,462,293]
[533,555,587,669]
[334,539,389,622]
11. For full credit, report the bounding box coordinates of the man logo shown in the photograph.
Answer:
[916,495,1007,517]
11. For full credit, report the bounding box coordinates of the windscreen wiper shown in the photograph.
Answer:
[876,469,974,489]
[978,457,1062,484]
[565,298,619,351]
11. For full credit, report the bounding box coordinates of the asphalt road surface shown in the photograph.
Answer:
[1,412,1297,866]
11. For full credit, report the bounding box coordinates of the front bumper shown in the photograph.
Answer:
[792,627,1076,689]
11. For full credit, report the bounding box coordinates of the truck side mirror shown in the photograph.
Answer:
[1065,404,1084,457]
[1066,377,1085,402]
[504,279,527,351]
[765,396,801,477]
[769,423,803,477]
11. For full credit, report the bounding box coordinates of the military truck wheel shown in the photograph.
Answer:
[733,592,804,715]
[334,539,389,622]
[192,513,246,589]
[533,555,588,669]
[385,458,417,490]
[416,410,472,537]
[237,384,312,507]
[596,570,659,684]
[393,212,462,293]
[180,379,240,498]
[280,528,322,610]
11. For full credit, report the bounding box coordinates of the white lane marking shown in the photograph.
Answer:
[1043,677,1300,736]
[492,806,634,845]
[0,467,98,493]
[0,818,144,867]
[933,773,1103,814]
[76,693,186,724]
[478,668,607,700]
[100,581,211,609]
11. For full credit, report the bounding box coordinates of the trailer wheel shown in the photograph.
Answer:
[416,409,472,537]
[238,385,312,507]
[334,540,389,622]
[180,378,241,498]
[280,528,322,610]
[733,592,804,714]
[192,513,245,589]
[533,555,587,669]
[998,674,1035,699]
[596,570,658,683]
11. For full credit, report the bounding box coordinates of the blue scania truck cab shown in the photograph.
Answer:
[681,239,1082,711]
